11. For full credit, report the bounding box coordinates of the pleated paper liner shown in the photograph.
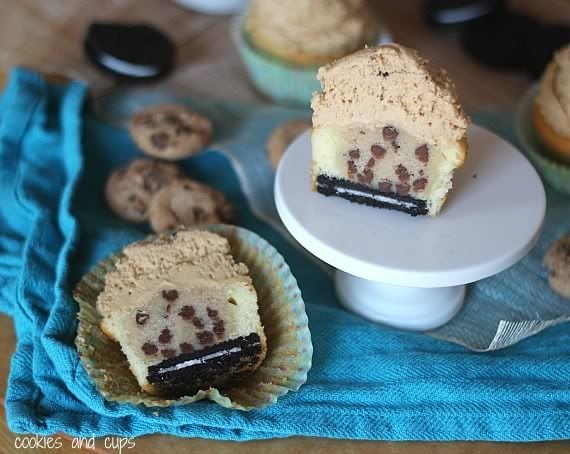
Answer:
[74,224,313,410]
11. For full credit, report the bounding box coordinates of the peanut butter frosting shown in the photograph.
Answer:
[97,230,250,315]
[536,44,570,138]
[311,44,469,147]
[245,0,377,63]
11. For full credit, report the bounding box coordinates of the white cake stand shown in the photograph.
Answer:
[275,125,546,330]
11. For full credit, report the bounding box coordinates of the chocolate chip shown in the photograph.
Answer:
[370,144,386,159]
[207,308,218,318]
[133,199,147,214]
[347,160,357,177]
[378,181,393,193]
[161,349,176,358]
[196,330,214,345]
[349,149,360,159]
[176,125,193,135]
[396,182,410,195]
[383,126,398,141]
[179,342,194,353]
[395,165,410,182]
[415,144,429,163]
[135,311,149,326]
[142,118,158,128]
[357,168,373,184]
[162,289,179,302]
[178,305,195,320]
[158,328,173,344]
[192,317,205,329]
[162,114,180,126]
[413,178,428,190]
[142,342,158,355]
[150,132,170,150]
[365,157,375,168]
[213,320,225,339]
[143,170,166,193]
[183,183,192,191]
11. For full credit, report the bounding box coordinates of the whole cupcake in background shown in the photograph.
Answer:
[533,44,570,165]
[234,0,381,106]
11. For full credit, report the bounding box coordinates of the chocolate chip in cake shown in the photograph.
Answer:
[395,165,410,182]
[357,168,373,184]
[161,349,176,358]
[179,342,194,353]
[383,126,399,141]
[347,160,357,177]
[413,178,428,190]
[415,144,429,163]
[176,125,193,135]
[213,320,225,339]
[365,157,375,168]
[192,317,205,329]
[391,141,400,152]
[378,181,393,193]
[150,132,170,150]
[396,182,410,196]
[162,289,179,302]
[178,305,195,320]
[158,328,173,344]
[349,149,360,159]
[370,144,386,159]
[135,310,150,326]
[196,330,214,345]
[207,308,218,318]
[142,342,158,355]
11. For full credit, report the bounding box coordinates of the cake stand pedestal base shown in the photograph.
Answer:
[335,270,465,330]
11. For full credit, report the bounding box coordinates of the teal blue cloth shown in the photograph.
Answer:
[0,68,569,441]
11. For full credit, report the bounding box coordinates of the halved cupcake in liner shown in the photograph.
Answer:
[74,224,312,410]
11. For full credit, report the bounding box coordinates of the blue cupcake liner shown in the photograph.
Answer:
[515,85,570,195]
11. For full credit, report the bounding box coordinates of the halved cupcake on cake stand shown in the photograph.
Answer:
[275,125,545,330]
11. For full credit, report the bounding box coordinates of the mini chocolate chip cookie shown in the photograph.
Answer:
[544,234,570,299]
[148,178,234,233]
[105,158,181,222]
[129,105,213,161]
[267,119,311,170]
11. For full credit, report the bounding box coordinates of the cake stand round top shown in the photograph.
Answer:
[275,124,546,288]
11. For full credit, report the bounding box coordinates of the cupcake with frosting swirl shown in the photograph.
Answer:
[533,44,570,165]
[233,0,381,106]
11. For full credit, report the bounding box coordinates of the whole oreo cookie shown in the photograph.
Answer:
[85,22,174,80]
[129,105,213,161]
